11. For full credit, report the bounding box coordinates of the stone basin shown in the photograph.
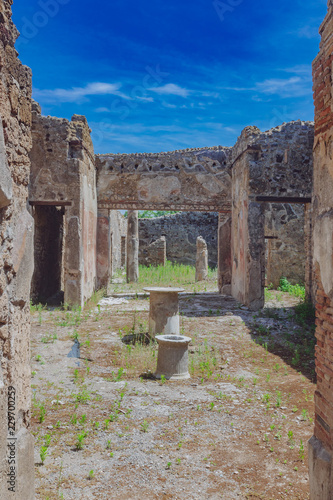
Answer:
[155,334,191,380]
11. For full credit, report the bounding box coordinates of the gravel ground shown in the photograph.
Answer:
[31,289,315,499]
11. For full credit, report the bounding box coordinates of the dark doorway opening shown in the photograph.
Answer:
[31,205,65,305]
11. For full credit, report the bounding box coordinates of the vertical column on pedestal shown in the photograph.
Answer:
[218,212,232,294]
[195,236,208,282]
[127,210,139,283]
[96,209,112,291]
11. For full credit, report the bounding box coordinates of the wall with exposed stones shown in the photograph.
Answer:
[29,107,97,307]
[138,212,219,268]
[231,121,314,310]
[96,209,127,290]
[96,147,232,212]
[0,1,35,497]
[309,2,333,497]
[265,203,305,288]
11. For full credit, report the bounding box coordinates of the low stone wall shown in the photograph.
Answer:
[139,212,219,268]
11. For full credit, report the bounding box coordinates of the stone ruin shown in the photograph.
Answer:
[0,0,333,495]
[195,236,208,282]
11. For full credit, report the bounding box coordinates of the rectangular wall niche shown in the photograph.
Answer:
[31,205,65,305]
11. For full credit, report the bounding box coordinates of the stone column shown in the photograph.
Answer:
[96,209,112,290]
[218,213,232,294]
[195,236,208,281]
[126,210,139,283]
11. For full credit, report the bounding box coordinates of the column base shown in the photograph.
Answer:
[309,435,333,500]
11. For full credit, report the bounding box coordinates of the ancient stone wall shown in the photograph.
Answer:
[231,121,314,310]
[138,212,218,268]
[309,3,333,496]
[140,236,166,267]
[29,108,97,307]
[0,1,35,497]
[96,209,127,290]
[96,147,232,212]
[265,203,305,288]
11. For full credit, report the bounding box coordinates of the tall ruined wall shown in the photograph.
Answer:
[30,108,97,307]
[265,203,305,288]
[0,1,35,497]
[231,121,314,310]
[96,147,232,212]
[309,2,333,497]
[139,212,219,268]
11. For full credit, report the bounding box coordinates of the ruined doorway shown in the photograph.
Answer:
[264,203,306,290]
[31,205,65,305]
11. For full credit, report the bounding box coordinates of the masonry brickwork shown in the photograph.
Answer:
[309,2,333,496]
[231,121,314,310]
[265,203,305,288]
[0,1,35,497]
[96,147,233,212]
[29,106,97,307]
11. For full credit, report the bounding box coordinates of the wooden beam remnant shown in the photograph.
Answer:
[255,196,312,204]
[29,200,73,207]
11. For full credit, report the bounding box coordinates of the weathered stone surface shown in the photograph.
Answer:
[155,335,191,380]
[309,3,333,496]
[30,112,97,307]
[195,236,208,281]
[144,287,184,336]
[0,119,12,209]
[141,236,166,267]
[231,121,314,311]
[265,203,305,288]
[0,0,35,495]
[96,147,232,212]
[139,212,218,268]
[218,214,232,294]
[126,210,139,283]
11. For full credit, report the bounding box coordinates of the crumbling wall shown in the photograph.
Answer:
[309,3,333,497]
[0,1,35,497]
[265,203,305,288]
[231,121,314,310]
[96,147,232,212]
[30,108,97,307]
[139,212,218,268]
[141,236,166,267]
[96,209,127,290]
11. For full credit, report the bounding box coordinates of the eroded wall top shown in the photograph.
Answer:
[232,121,314,199]
[96,147,233,212]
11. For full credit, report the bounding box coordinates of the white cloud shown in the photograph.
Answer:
[137,96,154,102]
[221,71,311,99]
[162,101,178,108]
[95,107,110,113]
[255,77,310,98]
[33,82,131,103]
[149,83,190,98]
[297,25,319,39]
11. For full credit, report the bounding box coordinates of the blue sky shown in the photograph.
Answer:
[13,0,327,154]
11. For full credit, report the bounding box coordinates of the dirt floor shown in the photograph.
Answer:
[30,278,315,499]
